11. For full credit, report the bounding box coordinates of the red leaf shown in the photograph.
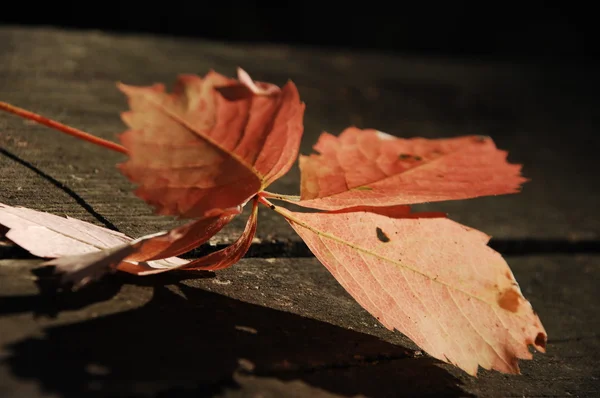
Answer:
[120,197,259,274]
[182,197,258,271]
[291,127,527,211]
[277,206,546,376]
[118,68,304,218]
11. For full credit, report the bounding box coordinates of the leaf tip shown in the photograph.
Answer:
[236,66,249,81]
[115,81,133,94]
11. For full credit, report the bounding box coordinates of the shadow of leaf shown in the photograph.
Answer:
[3,277,472,398]
[0,266,215,318]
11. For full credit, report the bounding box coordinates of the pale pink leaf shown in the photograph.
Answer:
[0,203,131,257]
[0,202,239,289]
[278,206,547,376]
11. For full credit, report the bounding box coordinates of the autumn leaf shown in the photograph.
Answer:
[0,68,546,377]
[0,202,239,288]
[0,202,132,258]
[119,197,259,275]
[281,127,527,211]
[273,204,547,376]
[118,68,304,218]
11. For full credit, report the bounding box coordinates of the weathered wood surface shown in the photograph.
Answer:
[1,255,598,398]
[1,26,599,245]
[1,26,599,398]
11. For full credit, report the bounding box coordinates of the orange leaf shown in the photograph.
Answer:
[277,206,546,376]
[292,127,527,211]
[118,68,304,218]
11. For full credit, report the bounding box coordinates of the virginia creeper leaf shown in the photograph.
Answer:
[118,68,304,218]
[292,127,527,211]
[0,68,547,377]
[278,206,547,376]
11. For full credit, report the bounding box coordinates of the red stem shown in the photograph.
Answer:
[0,101,128,155]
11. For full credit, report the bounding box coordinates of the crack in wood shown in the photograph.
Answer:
[2,237,600,261]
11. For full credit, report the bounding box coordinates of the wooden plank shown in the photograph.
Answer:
[0,255,598,397]
[0,26,598,246]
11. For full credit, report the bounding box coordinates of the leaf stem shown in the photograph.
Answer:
[258,195,307,227]
[0,101,128,155]
[257,194,278,210]
[260,191,301,202]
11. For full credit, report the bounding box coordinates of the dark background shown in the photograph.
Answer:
[1,2,595,62]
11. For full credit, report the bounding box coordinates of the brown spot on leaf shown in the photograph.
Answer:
[376,227,390,243]
[353,186,373,191]
[399,153,412,160]
[498,288,521,312]
[535,332,547,349]
[414,156,422,161]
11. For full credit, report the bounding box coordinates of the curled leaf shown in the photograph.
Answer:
[120,197,259,275]
[46,199,257,287]
[277,206,547,376]
[183,196,259,271]
[0,202,239,289]
[118,68,304,218]
[294,128,527,211]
